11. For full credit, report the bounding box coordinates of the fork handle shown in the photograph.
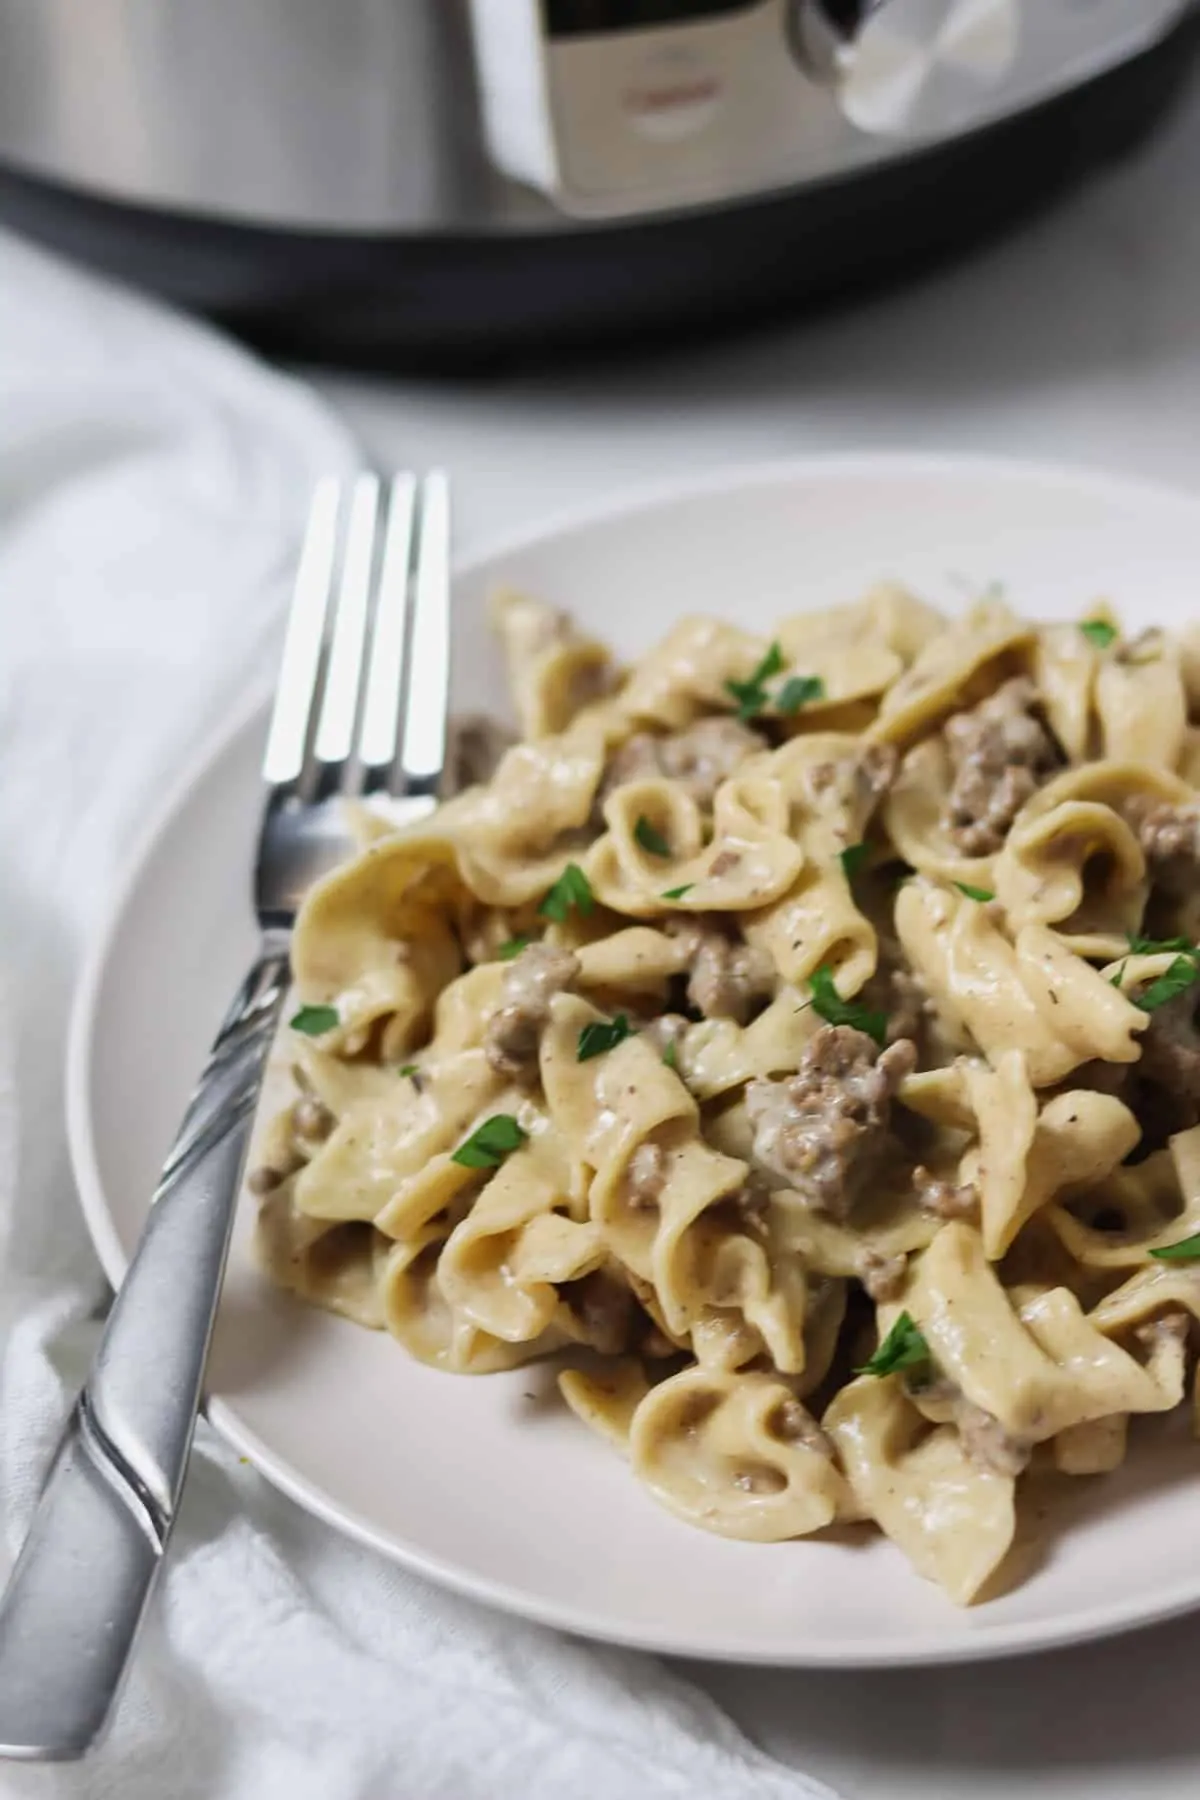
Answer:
[0,932,290,1761]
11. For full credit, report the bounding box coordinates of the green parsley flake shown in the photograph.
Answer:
[724,641,785,721]
[451,1114,528,1170]
[1150,1232,1200,1262]
[290,1004,339,1036]
[1128,932,1194,957]
[855,1311,931,1378]
[1134,954,1200,1013]
[662,1038,680,1071]
[634,815,671,858]
[808,962,887,1048]
[776,673,825,716]
[539,862,594,923]
[498,936,531,961]
[954,882,995,903]
[662,884,694,901]
[398,1064,419,1078]
[577,1013,632,1063]
[839,843,869,880]
[1079,618,1118,650]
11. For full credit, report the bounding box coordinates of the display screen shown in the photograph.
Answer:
[544,0,765,37]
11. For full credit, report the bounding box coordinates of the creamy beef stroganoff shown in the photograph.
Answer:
[251,585,1200,1605]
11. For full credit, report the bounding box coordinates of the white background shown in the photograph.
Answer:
[309,64,1200,1800]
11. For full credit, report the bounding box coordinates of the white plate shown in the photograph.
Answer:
[69,453,1200,1667]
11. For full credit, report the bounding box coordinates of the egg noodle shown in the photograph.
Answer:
[252,584,1200,1604]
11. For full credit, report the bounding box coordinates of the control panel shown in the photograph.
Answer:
[468,0,1192,219]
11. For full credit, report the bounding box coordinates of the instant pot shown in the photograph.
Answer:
[0,0,1195,365]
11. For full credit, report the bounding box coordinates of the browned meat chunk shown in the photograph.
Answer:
[1136,989,1200,1134]
[913,1165,980,1222]
[568,1269,636,1356]
[745,1025,917,1220]
[1126,799,1200,898]
[688,931,775,1025]
[626,1141,668,1208]
[810,743,899,819]
[942,677,1060,856]
[603,716,761,808]
[857,1247,908,1303]
[444,714,516,793]
[484,942,580,1077]
[955,1399,1032,1479]
[767,1395,835,1461]
[909,1375,1032,1477]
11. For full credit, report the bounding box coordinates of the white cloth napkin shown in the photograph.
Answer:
[0,232,838,1800]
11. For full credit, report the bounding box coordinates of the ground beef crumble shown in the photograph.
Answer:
[942,676,1060,856]
[810,743,898,821]
[666,920,775,1025]
[744,1025,917,1220]
[603,716,761,808]
[1125,798,1200,898]
[913,1165,980,1222]
[856,1247,908,1303]
[484,942,580,1077]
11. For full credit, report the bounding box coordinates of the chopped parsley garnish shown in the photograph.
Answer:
[498,935,531,961]
[839,842,870,880]
[1150,1233,1200,1262]
[1134,955,1200,1013]
[855,1311,931,1378]
[634,815,671,858]
[289,1004,339,1036]
[662,884,694,901]
[662,1038,680,1071]
[954,882,994,903]
[451,1114,528,1170]
[724,641,785,721]
[398,1064,419,1078]
[1080,618,1118,650]
[1128,932,1194,957]
[808,962,887,1048]
[577,1013,632,1062]
[776,673,825,716]
[539,862,594,923]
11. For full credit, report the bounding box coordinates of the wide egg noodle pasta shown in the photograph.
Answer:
[1094,631,1187,770]
[628,1366,853,1542]
[993,799,1145,942]
[739,733,885,992]
[257,584,1200,1608]
[540,995,813,1374]
[867,594,1034,749]
[883,736,996,890]
[958,1051,1140,1259]
[489,588,615,740]
[895,880,1147,1085]
[898,1222,1180,1439]
[824,1375,1017,1606]
[587,774,803,918]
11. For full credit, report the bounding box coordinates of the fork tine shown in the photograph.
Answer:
[358,473,417,789]
[398,469,451,800]
[313,473,380,773]
[262,477,341,788]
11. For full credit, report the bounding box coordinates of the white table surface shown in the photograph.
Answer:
[308,68,1200,1800]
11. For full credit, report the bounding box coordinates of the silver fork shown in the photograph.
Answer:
[0,471,450,1763]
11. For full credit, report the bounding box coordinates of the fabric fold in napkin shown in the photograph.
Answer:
[0,232,837,1800]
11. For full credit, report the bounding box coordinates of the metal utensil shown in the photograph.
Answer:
[0,470,451,1762]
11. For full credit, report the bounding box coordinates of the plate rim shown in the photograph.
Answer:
[66,449,1200,1667]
